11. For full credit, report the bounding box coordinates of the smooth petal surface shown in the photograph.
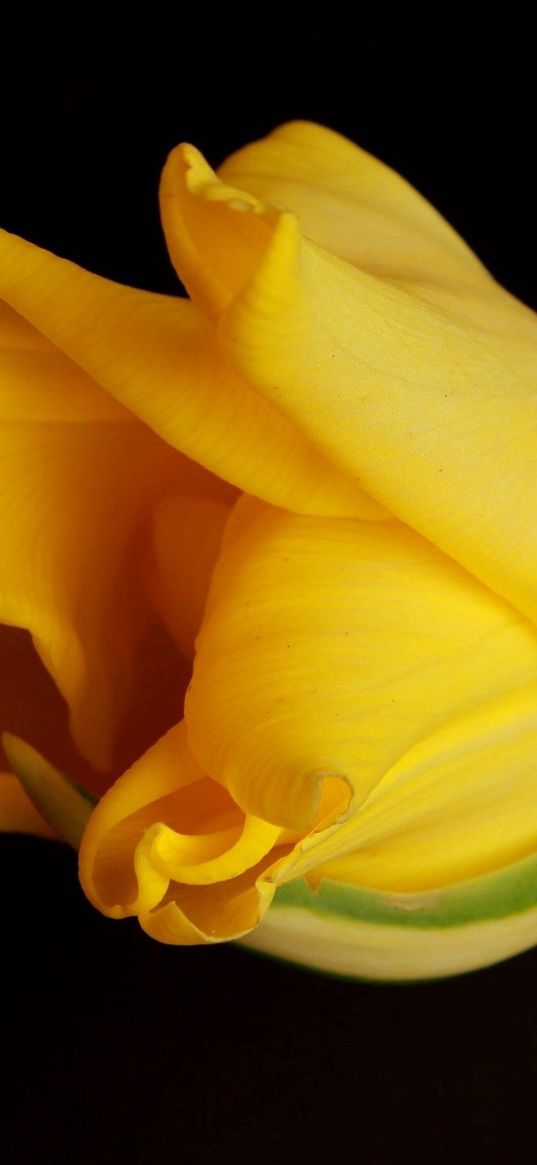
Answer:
[218,121,486,282]
[0,228,384,520]
[163,131,537,624]
[186,497,537,860]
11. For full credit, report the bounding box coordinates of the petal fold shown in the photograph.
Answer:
[186,497,537,849]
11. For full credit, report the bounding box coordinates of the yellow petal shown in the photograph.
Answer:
[0,772,57,839]
[161,135,537,622]
[139,862,278,945]
[218,120,485,282]
[79,720,283,942]
[144,493,232,658]
[220,205,537,624]
[0,227,384,520]
[0,299,191,770]
[306,683,537,892]
[185,497,537,849]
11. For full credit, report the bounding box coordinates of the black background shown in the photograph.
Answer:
[2,12,537,1164]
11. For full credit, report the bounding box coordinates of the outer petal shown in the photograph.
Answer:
[0,228,384,520]
[218,120,485,281]
[162,137,537,624]
[185,496,537,851]
[0,299,198,771]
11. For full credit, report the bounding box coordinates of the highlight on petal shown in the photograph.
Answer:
[0,228,386,520]
[2,734,96,847]
[185,496,537,847]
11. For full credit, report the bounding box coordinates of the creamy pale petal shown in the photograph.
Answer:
[0,299,197,770]
[218,120,486,282]
[164,141,537,622]
[0,228,384,520]
[243,860,537,981]
[186,497,537,835]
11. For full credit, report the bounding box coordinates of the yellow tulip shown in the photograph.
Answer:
[1,122,537,980]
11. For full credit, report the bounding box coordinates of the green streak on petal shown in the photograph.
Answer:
[274,851,537,930]
[2,732,97,850]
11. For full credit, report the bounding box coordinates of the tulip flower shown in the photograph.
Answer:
[1,122,537,981]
